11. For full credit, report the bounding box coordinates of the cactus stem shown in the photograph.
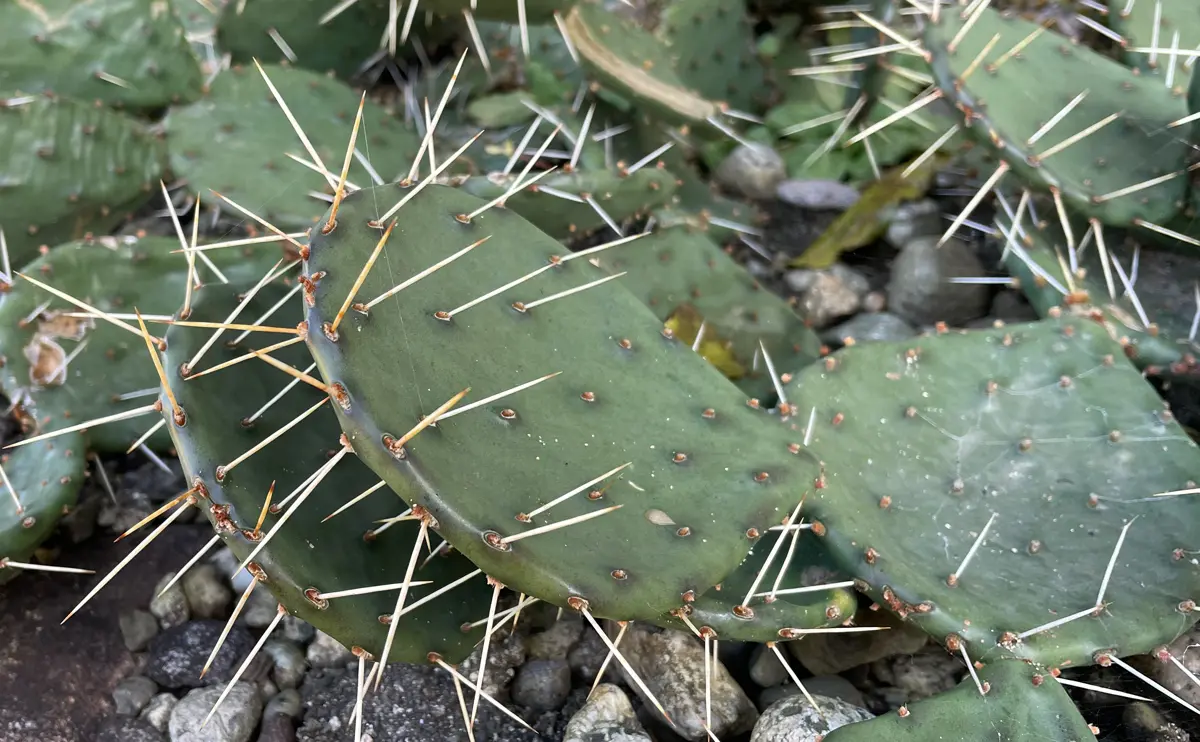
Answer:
[324,93,367,234]
[469,580,505,727]
[211,192,309,252]
[430,655,539,732]
[1102,653,1200,715]
[63,493,196,624]
[938,161,1009,247]
[202,604,287,728]
[234,443,352,577]
[115,485,200,543]
[0,558,93,575]
[13,271,159,343]
[946,511,997,588]
[767,641,827,722]
[3,403,159,451]
[323,479,388,522]
[378,520,430,684]
[0,463,21,515]
[513,271,627,312]
[252,59,336,189]
[202,577,260,679]
[220,396,330,478]
[579,609,672,723]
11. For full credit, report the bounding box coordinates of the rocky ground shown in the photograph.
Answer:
[4,144,1200,741]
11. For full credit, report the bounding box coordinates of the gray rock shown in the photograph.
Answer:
[886,236,990,326]
[140,693,178,732]
[527,615,584,661]
[716,144,786,201]
[93,716,165,742]
[619,625,758,740]
[146,620,257,689]
[263,640,307,690]
[884,200,942,248]
[788,611,927,676]
[1147,626,1200,708]
[512,659,572,711]
[568,625,611,683]
[1122,701,1190,742]
[776,179,860,211]
[114,675,159,716]
[279,616,315,645]
[758,676,867,712]
[460,629,527,698]
[181,564,233,620]
[120,609,161,652]
[296,660,543,741]
[259,690,303,742]
[242,587,280,629]
[989,290,1039,323]
[60,494,102,543]
[862,291,886,313]
[750,694,874,742]
[823,312,916,344]
[564,684,652,742]
[150,573,191,629]
[795,269,865,329]
[305,631,353,670]
[749,644,788,688]
[869,646,964,702]
[266,689,303,719]
[210,546,255,594]
[170,682,263,742]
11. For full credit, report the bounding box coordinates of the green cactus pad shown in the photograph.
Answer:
[996,207,1190,369]
[0,430,86,586]
[452,167,677,238]
[160,281,492,664]
[216,0,391,79]
[655,530,858,641]
[594,226,821,401]
[302,184,822,621]
[825,659,1094,741]
[423,0,574,24]
[0,96,165,267]
[563,2,720,128]
[789,317,1200,668]
[923,6,1189,227]
[163,64,421,231]
[655,0,767,113]
[0,236,268,453]
[0,0,203,108]
[1108,0,1200,89]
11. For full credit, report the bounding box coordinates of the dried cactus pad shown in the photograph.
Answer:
[0,237,266,453]
[923,6,1189,227]
[0,96,165,267]
[790,317,1200,668]
[0,0,203,107]
[164,64,420,231]
[0,431,86,586]
[303,184,821,621]
[161,281,492,663]
[824,659,1095,741]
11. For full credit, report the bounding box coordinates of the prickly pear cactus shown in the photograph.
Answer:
[302,183,822,621]
[825,659,1096,740]
[1107,0,1200,88]
[595,226,821,401]
[0,431,86,585]
[790,317,1200,668]
[0,96,165,267]
[0,0,203,107]
[452,167,677,238]
[160,281,493,663]
[654,0,767,113]
[423,0,576,24]
[163,64,421,231]
[0,236,267,453]
[923,5,1189,227]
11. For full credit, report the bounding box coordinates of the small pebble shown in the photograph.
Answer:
[169,682,263,742]
[750,694,874,742]
[149,573,190,630]
[181,564,233,620]
[716,144,786,200]
[120,609,161,652]
[776,179,860,211]
[305,630,354,669]
[264,639,307,690]
[140,693,178,732]
[113,675,158,716]
[511,659,572,711]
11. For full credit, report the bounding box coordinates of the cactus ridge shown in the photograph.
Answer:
[160,280,492,664]
[302,183,822,620]
[0,431,86,586]
[792,317,1200,667]
[923,5,1189,227]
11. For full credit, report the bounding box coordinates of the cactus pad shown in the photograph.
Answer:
[923,6,1189,227]
[0,96,165,267]
[302,183,821,620]
[0,430,86,585]
[160,281,492,663]
[163,64,420,231]
[0,236,265,453]
[1107,0,1200,88]
[789,317,1200,668]
[0,0,203,107]
[824,659,1095,741]
[655,0,767,113]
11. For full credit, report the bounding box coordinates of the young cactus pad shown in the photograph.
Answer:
[922,5,1189,227]
[788,317,1200,668]
[0,0,202,108]
[0,96,165,267]
[159,281,492,664]
[824,659,1095,741]
[163,64,420,231]
[0,431,86,586]
[0,237,266,453]
[302,183,822,621]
